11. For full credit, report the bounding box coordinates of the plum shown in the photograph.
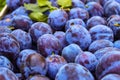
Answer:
[11,29,32,50]
[72,0,85,9]
[0,26,12,33]
[62,44,83,62]
[27,75,50,80]
[0,33,20,62]
[48,9,68,31]
[0,67,19,80]
[89,25,114,42]
[54,31,68,49]
[46,54,67,79]
[55,63,94,80]
[86,16,107,30]
[104,0,120,17]
[6,0,36,11]
[94,47,120,60]
[12,15,33,31]
[96,50,120,79]
[69,8,89,21]
[20,53,48,78]
[37,34,61,57]
[0,56,14,71]
[85,2,104,17]
[101,74,120,80]
[65,18,86,31]
[17,49,37,69]
[107,15,120,40]
[88,39,113,53]
[114,40,120,49]
[65,25,91,50]
[11,6,28,16]
[75,51,98,72]
[29,22,52,43]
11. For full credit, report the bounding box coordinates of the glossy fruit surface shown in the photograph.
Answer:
[65,25,91,50]
[89,25,114,42]
[96,50,120,79]
[62,44,83,62]
[48,9,68,31]
[55,63,94,80]
[75,51,98,72]
[37,34,61,57]
[29,22,52,43]
[46,54,67,79]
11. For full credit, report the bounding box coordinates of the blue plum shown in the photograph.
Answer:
[0,67,19,80]
[0,18,13,27]
[29,22,53,43]
[0,56,14,71]
[75,51,98,72]
[6,0,36,11]
[20,53,48,78]
[0,33,20,61]
[96,50,120,79]
[37,34,61,57]
[55,63,94,80]
[17,49,37,69]
[6,0,21,11]
[11,29,32,50]
[89,25,114,42]
[11,6,28,16]
[48,9,68,31]
[12,15,33,31]
[101,74,120,80]
[114,40,120,49]
[85,2,104,17]
[54,31,68,49]
[107,15,120,40]
[46,54,67,79]
[0,26,12,33]
[88,39,113,53]
[65,25,91,50]
[72,0,85,9]
[62,44,83,62]
[69,8,89,21]
[27,75,50,80]
[104,0,120,17]
[65,18,86,31]
[86,16,107,30]
[94,47,120,60]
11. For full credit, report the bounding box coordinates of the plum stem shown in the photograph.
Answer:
[0,5,8,20]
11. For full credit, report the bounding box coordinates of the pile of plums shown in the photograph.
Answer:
[1,0,120,80]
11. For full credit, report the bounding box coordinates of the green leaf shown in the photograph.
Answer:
[0,0,6,11]
[29,12,47,22]
[24,3,49,13]
[57,0,72,8]
[37,0,51,7]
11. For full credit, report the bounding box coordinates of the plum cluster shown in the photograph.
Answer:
[1,0,120,80]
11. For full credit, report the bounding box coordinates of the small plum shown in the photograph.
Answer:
[46,54,67,79]
[65,25,91,50]
[88,39,113,53]
[62,44,83,62]
[75,51,98,72]
[89,25,114,42]
[37,34,61,57]
[55,63,94,80]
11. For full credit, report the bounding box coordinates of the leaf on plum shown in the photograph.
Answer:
[57,0,72,8]
[24,3,49,13]
[0,0,6,11]
[29,12,47,22]
[37,0,51,7]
